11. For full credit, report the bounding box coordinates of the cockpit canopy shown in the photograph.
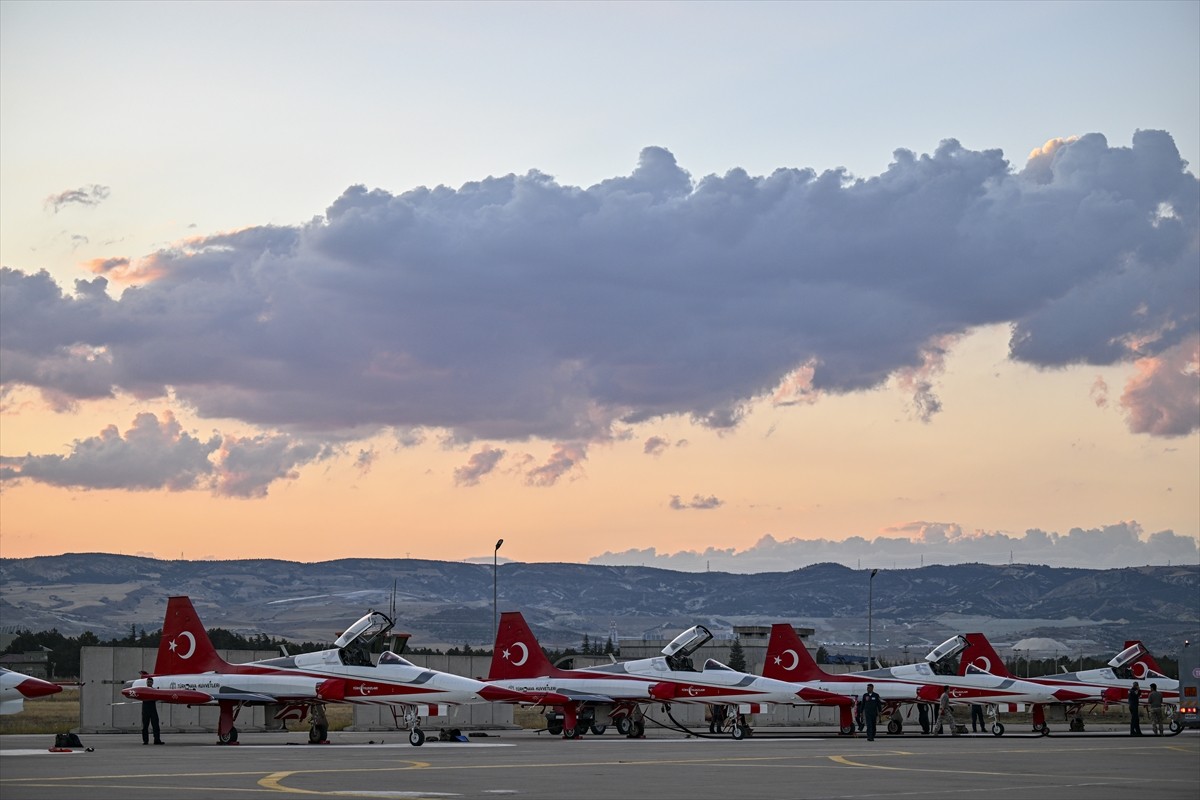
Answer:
[1108,643,1146,670]
[661,625,713,658]
[377,651,415,667]
[334,611,394,650]
[925,635,967,664]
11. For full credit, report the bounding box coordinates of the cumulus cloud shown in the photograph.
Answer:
[590,521,1199,572]
[45,184,110,213]
[2,132,1198,494]
[1119,335,1200,436]
[0,411,218,491]
[0,411,324,497]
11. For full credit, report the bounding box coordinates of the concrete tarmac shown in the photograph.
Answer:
[2,727,1197,800]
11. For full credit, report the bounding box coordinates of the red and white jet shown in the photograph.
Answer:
[764,624,1089,735]
[953,633,1181,735]
[486,611,850,739]
[0,667,63,715]
[121,595,529,745]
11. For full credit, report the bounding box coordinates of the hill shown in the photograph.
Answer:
[1,554,1195,657]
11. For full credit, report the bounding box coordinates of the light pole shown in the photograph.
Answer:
[493,538,504,641]
[868,568,878,669]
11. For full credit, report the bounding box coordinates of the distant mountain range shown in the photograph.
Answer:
[1,554,1195,657]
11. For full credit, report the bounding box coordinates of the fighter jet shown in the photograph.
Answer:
[764,624,1089,735]
[953,633,1181,734]
[121,595,529,745]
[486,611,850,739]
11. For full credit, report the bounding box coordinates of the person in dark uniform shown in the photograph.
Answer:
[1128,682,1142,736]
[860,683,882,741]
[140,672,163,745]
[970,703,985,733]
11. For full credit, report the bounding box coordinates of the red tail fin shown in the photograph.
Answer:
[488,611,562,680]
[1123,641,1166,680]
[764,623,827,682]
[957,633,1012,678]
[154,596,231,675]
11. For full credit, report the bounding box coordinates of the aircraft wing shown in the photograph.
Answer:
[121,686,301,705]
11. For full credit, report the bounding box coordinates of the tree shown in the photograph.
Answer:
[581,634,591,655]
[815,645,829,664]
[728,638,747,672]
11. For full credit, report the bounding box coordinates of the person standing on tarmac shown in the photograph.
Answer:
[1129,682,1143,736]
[140,672,163,745]
[1147,683,1165,736]
[860,684,882,741]
[937,686,959,736]
[970,703,985,733]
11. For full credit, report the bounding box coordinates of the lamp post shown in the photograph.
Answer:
[868,568,879,669]
[493,538,504,640]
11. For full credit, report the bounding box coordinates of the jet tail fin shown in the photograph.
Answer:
[154,596,232,675]
[763,623,827,682]
[957,633,1013,678]
[488,611,562,680]
[1122,640,1168,680]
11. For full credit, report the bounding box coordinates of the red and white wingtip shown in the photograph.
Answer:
[1052,687,1092,703]
[15,675,63,699]
[476,684,536,703]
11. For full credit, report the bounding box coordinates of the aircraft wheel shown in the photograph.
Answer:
[590,724,607,735]
[1168,717,1183,735]
[886,719,902,735]
[309,724,328,744]
[563,726,582,739]
[1031,722,1047,734]
[547,720,564,736]
[1039,725,1050,736]
[409,728,425,747]
[218,727,238,744]
[840,723,856,735]
[731,724,746,741]
[615,717,632,736]
[628,719,645,738]
[991,723,1004,736]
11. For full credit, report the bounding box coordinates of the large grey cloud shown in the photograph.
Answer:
[589,521,1200,572]
[1,131,1197,493]
[0,411,325,497]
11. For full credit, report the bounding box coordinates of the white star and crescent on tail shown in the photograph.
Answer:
[169,631,197,660]
[780,649,800,671]
[972,656,992,673]
[503,641,529,667]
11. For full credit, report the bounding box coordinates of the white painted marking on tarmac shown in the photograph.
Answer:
[0,749,86,756]
[249,742,515,749]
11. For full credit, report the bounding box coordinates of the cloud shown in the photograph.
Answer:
[525,442,586,487]
[643,436,669,455]
[0,411,218,491]
[45,184,110,213]
[2,131,1198,494]
[0,411,325,497]
[589,521,1199,572]
[454,446,506,487]
[668,493,723,510]
[1119,335,1200,437]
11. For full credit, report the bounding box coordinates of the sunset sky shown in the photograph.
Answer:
[1,1,1197,572]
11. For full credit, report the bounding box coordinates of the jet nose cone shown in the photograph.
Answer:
[18,678,62,699]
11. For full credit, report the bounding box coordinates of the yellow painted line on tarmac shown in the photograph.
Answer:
[828,754,1014,776]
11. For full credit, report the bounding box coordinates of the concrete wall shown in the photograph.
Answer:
[80,646,280,734]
